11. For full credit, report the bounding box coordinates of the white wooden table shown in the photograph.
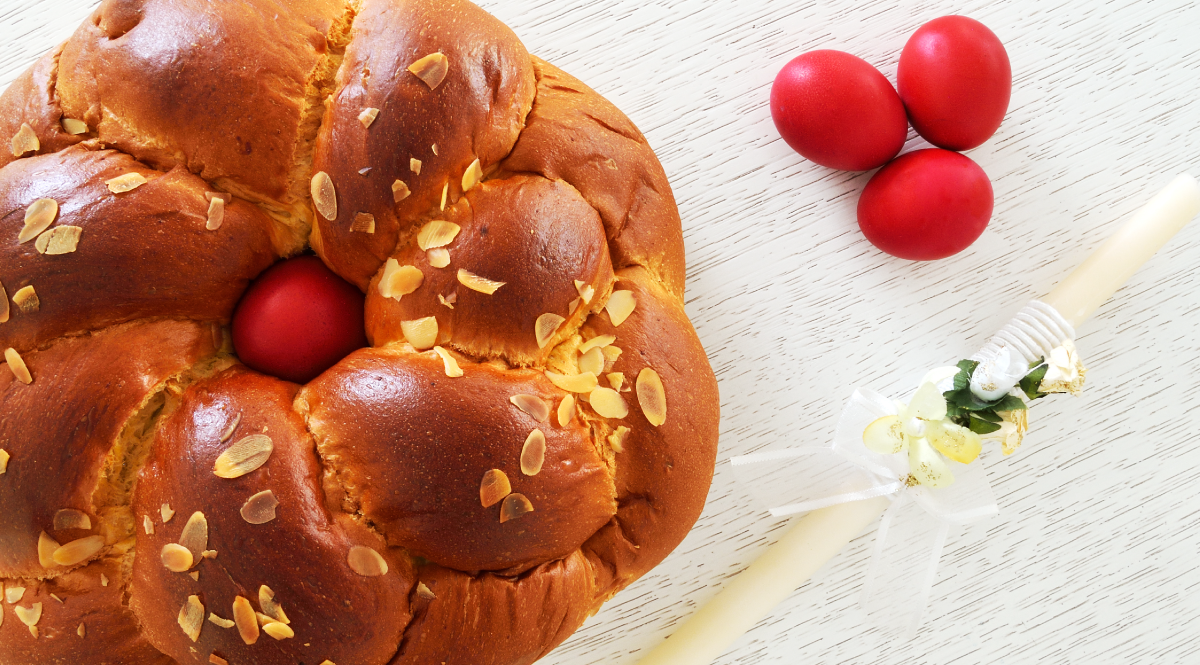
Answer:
[5,1,1199,663]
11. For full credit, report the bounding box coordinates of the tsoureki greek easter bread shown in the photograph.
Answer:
[0,1,719,663]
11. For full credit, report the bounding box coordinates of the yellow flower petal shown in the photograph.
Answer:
[863,415,905,455]
[927,421,982,464]
[909,437,954,488]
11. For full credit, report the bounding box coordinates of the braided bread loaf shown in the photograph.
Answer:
[0,1,719,664]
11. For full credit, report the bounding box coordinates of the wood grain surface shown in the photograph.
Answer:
[3,1,1199,663]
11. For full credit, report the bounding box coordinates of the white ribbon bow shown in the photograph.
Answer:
[730,300,1076,635]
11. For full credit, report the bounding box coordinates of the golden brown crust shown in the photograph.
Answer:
[0,559,173,665]
[311,0,537,288]
[56,0,350,227]
[130,366,414,665]
[0,1,719,662]
[0,46,86,173]
[579,268,720,598]
[501,58,687,297]
[0,147,278,353]
[0,320,216,578]
[299,347,616,574]
[366,175,614,366]
[392,551,597,665]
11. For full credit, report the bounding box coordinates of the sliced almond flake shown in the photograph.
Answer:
[392,180,411,202]
[206,198,225,231]
[189,571,199,581]
[233,596,259,644]
[38,225,83,254]
[457,269,505,295]
[558,394,576,427]
[602,345,623,366]
[427,248,450,268]
[438,293,455,309]
[347,545,388,576]
[607,372,625,391]
[535,313,566,349]
[545,371,597,393]
[499,493,534,524]
[579,335,616,354]
[213,434,273,478]
[417,220,461,251]
[52,535,104,566]
[14,602,41,628]
[609,425,631,453]
[350,212,375,234]
[400,317,438,350]
[11,123,39,157]
[431,143,439,156]
[433,346,463,377]
[50,593,64,603]
[378,259,424,300]
[5,586,24,603]
[520,429,546,476]
[510,394,550,422]
[161,543,194,572]
[178,595,204,642]
[574,280,595,304]
[416,582,436,600]
[407,52,449,90]
[440,181,449,211]
[263,622,295,640]
[605,290,637,326]
[208,613,235,629]
[240,490,279,524]
[62,118,89,135]
[202,550,217,559]
[0,448,9,473]
[1,280,8,323]
[589,387,629,419]
[310,171,337,221]
[19,198,58,243]
[161,503,175,523]
[177,511,209,564]
[209,655,228,665]
[480,468,512,507]
[100,573,109,587]
[53,509,92,531]
[461,158,483,192]
[358,107,380,128]
[637,368,667,426]
[6,347,32,384]
[13,286,39,314]
[105,172,147,194]
[142,514,155,534]
[259,585,290,624]
[578,347,605,376]
[409,158,422,175]
[219,413,242,443]
[568,298,581,315]
[77,622,86,637]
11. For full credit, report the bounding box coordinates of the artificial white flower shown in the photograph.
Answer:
[969,345,1029,402]
[1039,339,1087,395]
[862,381,982,489]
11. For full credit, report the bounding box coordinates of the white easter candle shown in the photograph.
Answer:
[637,173,1200,665]
[1042,174,1200,328]
[637,497,890,665]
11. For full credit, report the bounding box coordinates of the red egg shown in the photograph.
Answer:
[857,148,993,260]
[232,255,368,384]
[770,50,909,171]
[897,16,1012,150]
